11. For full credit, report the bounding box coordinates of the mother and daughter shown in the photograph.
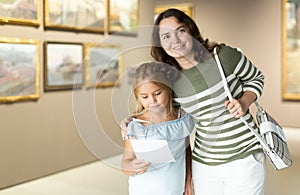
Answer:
[121,8,266,195]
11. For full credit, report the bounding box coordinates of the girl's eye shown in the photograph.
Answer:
[154,91,161,96]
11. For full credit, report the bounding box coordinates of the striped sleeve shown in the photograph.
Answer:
[220,44,265,100]
[233,51,264,99]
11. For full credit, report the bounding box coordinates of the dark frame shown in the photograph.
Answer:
[44,41,84,91]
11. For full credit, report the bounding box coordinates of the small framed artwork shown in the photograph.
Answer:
[154,4,193,21]
[44,0,107,33]
[0,37,40,103]
[282,0,300,100]
[84,43,121,88]
[0,0,40,26]
[108,0,139,35]
[44,42,83,91]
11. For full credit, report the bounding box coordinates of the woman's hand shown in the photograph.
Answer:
[120,117,132,140]
[225,99,245,118]
[225,91,257,118]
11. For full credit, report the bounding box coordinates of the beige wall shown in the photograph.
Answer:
[0,0,155,189]
[1,0,299,191]
[194,0,300,127]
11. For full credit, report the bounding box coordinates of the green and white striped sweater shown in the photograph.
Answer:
[173,44,264,165]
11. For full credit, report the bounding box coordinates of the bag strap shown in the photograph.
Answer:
[213,47,233,101]
[213,47,272,154]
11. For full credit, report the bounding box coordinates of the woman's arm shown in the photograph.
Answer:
[223,47,264,118]
[120,117,133,140]
[121,139,151,176]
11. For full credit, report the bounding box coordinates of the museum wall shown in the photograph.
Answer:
[0,0,155,189]
[195,0,300,127]
[1,0,299,190]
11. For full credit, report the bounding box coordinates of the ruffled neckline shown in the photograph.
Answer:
[128,113,194,140]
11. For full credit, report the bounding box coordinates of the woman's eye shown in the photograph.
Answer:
[161,34,169,40]
[177,28,186,35]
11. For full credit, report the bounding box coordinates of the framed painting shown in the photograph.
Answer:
[282,0,300,100]
[0,0,40,26]
[44,42,83,91]
[108,0,139,35]
[84,43,121,88]
[0,37,40,103]
[154,4,193,21]
[44,0,107,33]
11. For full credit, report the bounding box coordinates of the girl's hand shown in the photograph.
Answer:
[129,159,151,175]
[225,99,246,118]
[120,117,132,140]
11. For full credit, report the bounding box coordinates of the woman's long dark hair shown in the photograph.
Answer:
[151,8,218,69]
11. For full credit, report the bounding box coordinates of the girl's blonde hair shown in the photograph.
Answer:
[133,62,179,114]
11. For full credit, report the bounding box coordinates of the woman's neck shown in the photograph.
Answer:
[175,55,198,70]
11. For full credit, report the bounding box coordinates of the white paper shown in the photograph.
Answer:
[130,139,175,164]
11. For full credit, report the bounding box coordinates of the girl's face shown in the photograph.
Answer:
[158,16,194,61]
[137,81,170,114]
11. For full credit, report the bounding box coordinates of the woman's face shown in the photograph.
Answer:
[158,16,194,61]
[137,81,170,114]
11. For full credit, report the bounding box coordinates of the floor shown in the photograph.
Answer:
[0,155,129,195]
[0,128,299,195]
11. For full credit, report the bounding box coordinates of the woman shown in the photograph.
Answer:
[150,8,266,195]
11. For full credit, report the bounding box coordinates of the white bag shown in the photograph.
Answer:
[255,103,292,170]
[213,47,292,170]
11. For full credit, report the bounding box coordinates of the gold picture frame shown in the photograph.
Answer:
[108,0,139,35]
[84,43,121,88]
[282,0,300,100]
[0,37,40,103]
[154,3,193,20]
[0,0,40,26]
[44,41,84,91]
[44,0,107,33]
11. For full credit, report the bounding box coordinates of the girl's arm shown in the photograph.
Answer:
[184,137,193,195]
[121,139,151,176]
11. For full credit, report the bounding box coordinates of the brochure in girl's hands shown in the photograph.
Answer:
[129,139,175,164]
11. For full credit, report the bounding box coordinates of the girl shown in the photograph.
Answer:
[121,62,194,195]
